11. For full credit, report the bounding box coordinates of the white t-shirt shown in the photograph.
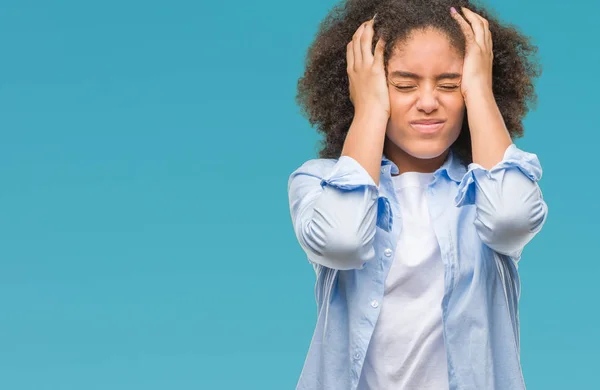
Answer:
[357,171,449,390]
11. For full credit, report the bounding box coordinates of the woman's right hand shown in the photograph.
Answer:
[346,16,390,119]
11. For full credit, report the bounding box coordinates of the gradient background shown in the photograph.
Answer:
[0,0,597,389]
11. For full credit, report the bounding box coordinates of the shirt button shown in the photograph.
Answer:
[370,300,379,308]
[384,248,393,257]
[353,351,362,360]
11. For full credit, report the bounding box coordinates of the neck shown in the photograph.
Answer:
[384,138,450,176]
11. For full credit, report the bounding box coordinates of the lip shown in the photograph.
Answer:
[410,121,445,133]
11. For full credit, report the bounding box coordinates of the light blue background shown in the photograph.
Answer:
[0,0,597,388]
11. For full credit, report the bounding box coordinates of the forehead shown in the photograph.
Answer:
[388,28,463,74]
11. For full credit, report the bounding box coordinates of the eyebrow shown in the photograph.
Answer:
[389,71,462,80]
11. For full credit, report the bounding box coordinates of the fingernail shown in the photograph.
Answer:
[450,7,457,14]
[373,13,377,21]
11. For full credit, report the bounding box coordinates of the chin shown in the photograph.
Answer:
[402,140,452,160]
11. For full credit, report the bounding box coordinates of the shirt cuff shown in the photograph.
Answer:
[320,155,380,192]
[454,143,543,207]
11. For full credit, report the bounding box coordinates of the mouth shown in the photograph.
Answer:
[410,121,445,134]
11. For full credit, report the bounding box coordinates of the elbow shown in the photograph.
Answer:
[299,215,377,271]
[290,181,380,271]
[475,198,548,256]
[321,225,377,270]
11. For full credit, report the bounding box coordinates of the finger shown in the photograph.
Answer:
[360,19,375,65]
[471,12,491,49]
[481,18,494,52]
[352,22,367,68]
[373,37,385,67]
[346,41,354,73]
[463,8,493,54]
[461,7,486,48]
[450,7,475,46]
[475,12,492,51]
[480,17,491,49]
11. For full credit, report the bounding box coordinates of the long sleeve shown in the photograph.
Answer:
[454,143,549,259]
[287,156,381,271]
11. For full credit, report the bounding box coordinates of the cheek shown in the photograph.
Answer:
[442,96,466,121]
[388,94,413,115]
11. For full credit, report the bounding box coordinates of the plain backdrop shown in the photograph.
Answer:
[0,0,598,388]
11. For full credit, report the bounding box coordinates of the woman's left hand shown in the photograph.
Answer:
[450,7,494,101]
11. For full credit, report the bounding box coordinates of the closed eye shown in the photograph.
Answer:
[393,85,459,91]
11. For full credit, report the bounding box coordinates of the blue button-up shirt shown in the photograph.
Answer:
[287,144,548,390]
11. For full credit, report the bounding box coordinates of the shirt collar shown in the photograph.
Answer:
[381,148,466,184]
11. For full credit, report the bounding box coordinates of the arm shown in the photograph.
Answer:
[448,7,548,259]
[288,154,380,271]
[287,15,391,271]
[455,143,549,260]
[456,85,548,260]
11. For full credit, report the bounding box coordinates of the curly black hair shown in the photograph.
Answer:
[295,0,542,166]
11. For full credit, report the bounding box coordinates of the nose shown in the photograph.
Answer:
[415,88,440,113]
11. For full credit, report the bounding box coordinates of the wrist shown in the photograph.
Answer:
[463,85,494,106]
[354,106,390,124]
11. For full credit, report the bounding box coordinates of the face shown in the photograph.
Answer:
[384,27,466,167]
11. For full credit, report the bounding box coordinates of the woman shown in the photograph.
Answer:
[288,0,548,389]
